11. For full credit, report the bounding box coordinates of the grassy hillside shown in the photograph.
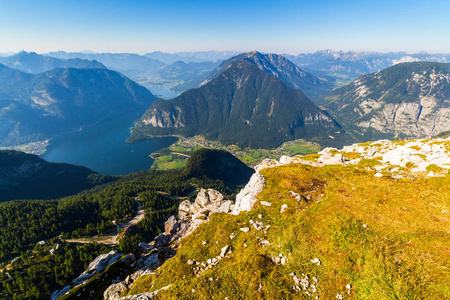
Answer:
[124,156,450,299]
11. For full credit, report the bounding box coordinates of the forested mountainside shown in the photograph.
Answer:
[0,149,253,300]
[0,64,157,146]
[129,57,349,149]
[0,150,115,202]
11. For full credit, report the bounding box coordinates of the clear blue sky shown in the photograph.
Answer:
[1,0,449,54]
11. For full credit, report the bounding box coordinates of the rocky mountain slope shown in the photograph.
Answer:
[60,136,450,299]
[0,51,106,74]
[202,51,334,99]
[0,150,113,202]
[128,56,348,149]
[319,62,450,142]
[0,64,157,146]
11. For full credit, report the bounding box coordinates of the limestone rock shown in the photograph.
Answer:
[164,215,179,234]
[195,188,224,207]
[51,285,71,300]
[104,281,128,300]
[232,173,265,215]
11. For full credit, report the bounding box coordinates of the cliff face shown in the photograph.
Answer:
[320,62,450,141]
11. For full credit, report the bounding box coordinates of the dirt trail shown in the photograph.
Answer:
[65,196,145,245]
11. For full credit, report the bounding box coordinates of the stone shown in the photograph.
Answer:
[164,215,179,234]
[137,243,153,254]
[178,200,195,219]
[232,173,265,215]
[311,257,321,265]
[318,153,344,165]
[83,251,119,276]
[260,201,272,206]
[240,227,250,232]
[220,245,230,257]
[195,188,224,207]
[51,285,71,300]
[103,281,127,300]
[280,204,288,213]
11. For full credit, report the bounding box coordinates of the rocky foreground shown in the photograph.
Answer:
[56,137,450,300]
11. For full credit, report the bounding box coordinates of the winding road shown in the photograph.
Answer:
[65,196,145,245]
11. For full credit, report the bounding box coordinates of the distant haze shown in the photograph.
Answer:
[1,0,450,54]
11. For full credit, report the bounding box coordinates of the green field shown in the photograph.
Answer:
[150,137,323,170]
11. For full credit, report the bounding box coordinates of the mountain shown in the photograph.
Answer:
[183,148,254,187]
[201,51,334,99]
[128,54,347,149]
[0,150,114,202]
[72,137,450,299]
[284,50,450,83]
[0,64,157,146]
[319,62,450,141]
[436,130,450,138]
[0,51,106,74]
[146,50,242,64]
[148,60,221,92]
[45,51,166,74]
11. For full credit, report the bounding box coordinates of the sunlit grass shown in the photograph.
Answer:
[126,162,450,299]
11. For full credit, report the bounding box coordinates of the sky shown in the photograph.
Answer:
[1,0,450,55]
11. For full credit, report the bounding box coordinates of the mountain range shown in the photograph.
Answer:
[319,62,450,141]
[145,50,242,64]
[0,51,106,74]
[0,64,157,146]
[45,51,165,75]
[284,50,450,82]
[129,51,347,149]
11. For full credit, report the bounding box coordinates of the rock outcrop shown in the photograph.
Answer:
[178,188,234,230]
[103,189,235,299]
[249,137,450,179]
[51,251,121,300]
[232,173,265,215]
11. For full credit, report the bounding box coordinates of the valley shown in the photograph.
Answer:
[150,136,322,170]
[1,47,450,300]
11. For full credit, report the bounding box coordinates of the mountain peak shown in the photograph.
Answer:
[246,50,261,56]
[204,51,333,99]
[129,56,347,149]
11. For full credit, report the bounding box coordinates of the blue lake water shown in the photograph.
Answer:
[146,86,179,99]
[41,110,178,175]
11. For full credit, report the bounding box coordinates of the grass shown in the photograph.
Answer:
[124,162,450,299]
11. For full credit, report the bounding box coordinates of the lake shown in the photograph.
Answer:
[146,86,179,99]
[41,110,178,175]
